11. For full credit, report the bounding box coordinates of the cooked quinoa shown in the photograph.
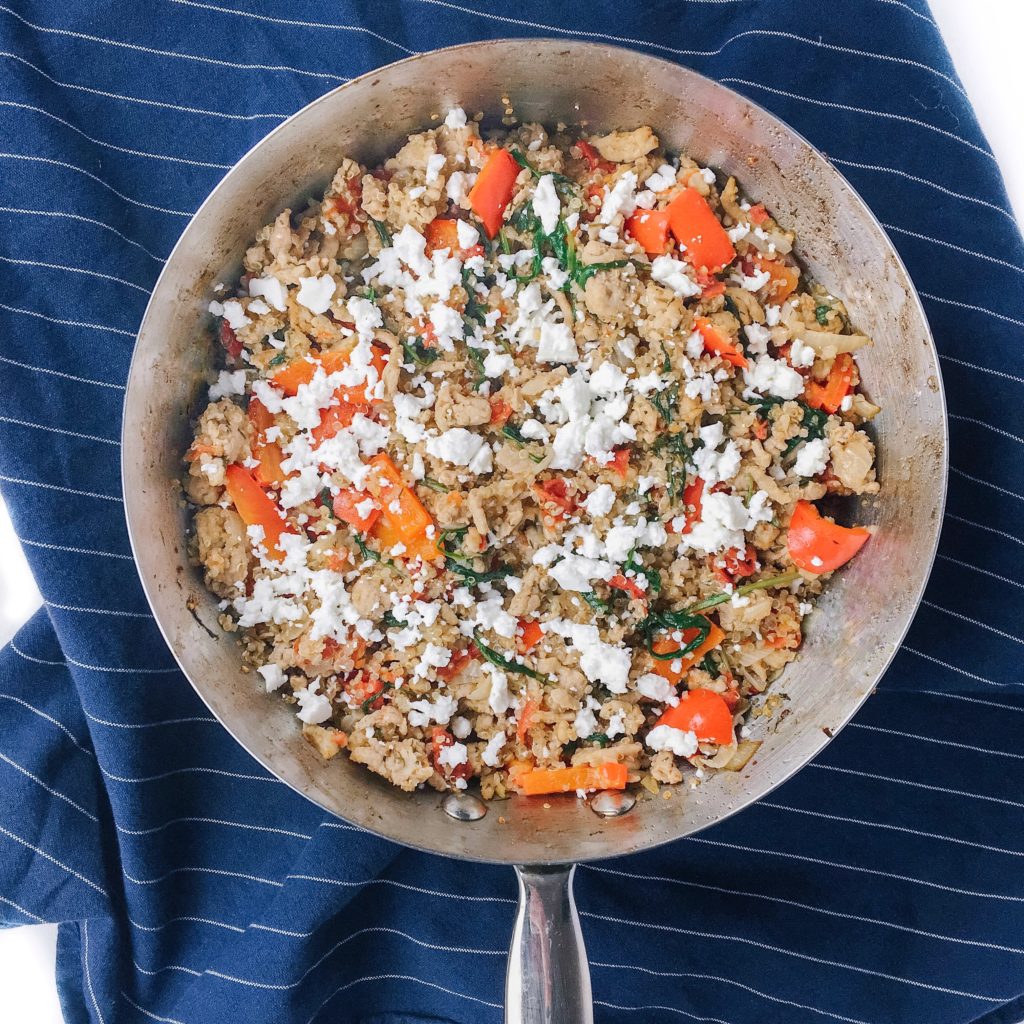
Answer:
[184,110,879,800]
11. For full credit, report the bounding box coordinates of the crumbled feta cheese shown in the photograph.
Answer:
[598,171,637,224]
[793,437,830,478]
[249,276,287,312]
[209,298,251,331]
[437,741,468,771]
[744,323,771,355]
[520,418,547,441]
[789,339,816,368]
[651,255,701,298]
[444,106,468,129]
[537,321,578,363]
[548,554,616,592]
[258,663,287,692]
[646,724,698,757]
[636,673,679,706]
[451,716,472,739]
[676,489,773,555]
[743,355,805,400]
[573,697,601,740]
[605,710,626,740]
[840,394,854,413]
[296,275,336,315]
[481,731,507,767]
[584,483,616,519]
[446,171,470,204]
[426,428,493,474]
[644,164,677,193]
[209,369,246,401]
[456,219,480,251]
[545,620,631,693]
[425,153,446,185]
[407,693,458,727]
[533,174,561,234]
[294,679,332,725]
[485,664,513,715]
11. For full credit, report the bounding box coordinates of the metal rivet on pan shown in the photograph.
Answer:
[589,790,637,817]
[442,791,488,821]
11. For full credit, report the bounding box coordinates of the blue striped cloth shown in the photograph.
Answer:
[1,2,1022,1022]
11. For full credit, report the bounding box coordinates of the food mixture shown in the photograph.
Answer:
[184,110,878,800]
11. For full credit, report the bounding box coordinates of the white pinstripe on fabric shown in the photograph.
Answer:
[0,893,44,923]
[944,512,1024,548]
[117,816,313,840]
[0,474,122,502]
[303,972,503,1024]
[0,750,99,821]
[830,157,1016,222]
[83,922,108,1024]
[950,466,1024,502]
[0,299,136,336]
[286,873,517,903]
[593,1002,730,1024]
[0,50,291,121]
[45,602,153,619]
[850,722,1024,762]
[881,222,1024,274]
[0,253,151,292]
[581,911,1007,1002]
[18,537,134,560]
[120,991,183,1024]
[0,207,165,263]
[0,415,119,445]
[948,412,1024,446]
[902,645,1013,689]
[584,864,1024,956]
[129,913,245,934]
[0,101,232,170]
[688,836,1024,903]
[101,764,278,785]
[124,865,284,888]
[809,763,1024,811]
[923,292,1024,331]
[0,4,348,82]
[913,689,1024,715]
[590,962,873,1024]
[0,693,94,756]
[205,925,504,991]
[920,600,1024,647]
[132,959,202,978]
[0,822,107,895]
[719,77,996,162]
[168,0,418,55]
[874,0,937,26]
[83,711,215,727]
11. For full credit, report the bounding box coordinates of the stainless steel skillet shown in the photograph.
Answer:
[122,39,947,1024]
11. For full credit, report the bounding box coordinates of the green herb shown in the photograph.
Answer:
[320,487,336,514]
[380,610,401,628]
[472,629,549,681]
[462,267,487,325]
[700,653,721,679]
[501,423,545,463]
[650,382,680,425]
[364,285,378,303]
[723,294,742,321]
[686,569,801,615]
[653,431,694,502]
[438,526,470,563]
[573,259,630,288]
[584,592,611,614]
[466,346,488,391]
[660,342,672,375]
[360,680,393,713]
[783,405,828,459]
[508,148,575,191]
[402,336,438,366]
[370,218,392,247]
[639,608,712,661]
[353,535,380,563]
[623,550,662,596]
[420,476,451,494]
[585,732,610,748]
[445,557,514,585]
[498,229,512,256]
[815,304,831,326]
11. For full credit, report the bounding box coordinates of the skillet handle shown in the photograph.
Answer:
[505,863,593,1024]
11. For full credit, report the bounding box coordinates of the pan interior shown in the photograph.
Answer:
[122,40,946,866]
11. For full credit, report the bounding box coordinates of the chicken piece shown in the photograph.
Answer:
[591,127,659,163]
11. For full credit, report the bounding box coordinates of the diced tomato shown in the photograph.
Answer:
[431,727,472,781]
[437,645,480,682]
[532,478,578,528]
[514,762,627,796]
[424,217,484,259]
[312,401,371,447]
[272,343,388,404]
[607,446,631,477]
[247,398,289,489]
[695,316,747,369]
[332,488,381,533]
[753,418,769,441]
[651,621,725,685]
[787,500,869,574]
[804,352,855,414]
[679,477,705,534]
[366,453,439,564]
[223,464,295,561]
[517,699,539,743]
[750,254,800,304]
[665,188,735,273]
[516,619,544,654]
[711,544,758,586]
[696,270,726,298]
[468,148,520,238]
[748,203,769,225]
[625,208,671,256]
[345,671,385,710]
[608,574,647,601]
[489,398,513,426]
[219,320,242,360]
[574,139,615,173]
[656,688,734,746]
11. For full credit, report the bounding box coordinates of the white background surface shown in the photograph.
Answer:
[1,3,1022,1020]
